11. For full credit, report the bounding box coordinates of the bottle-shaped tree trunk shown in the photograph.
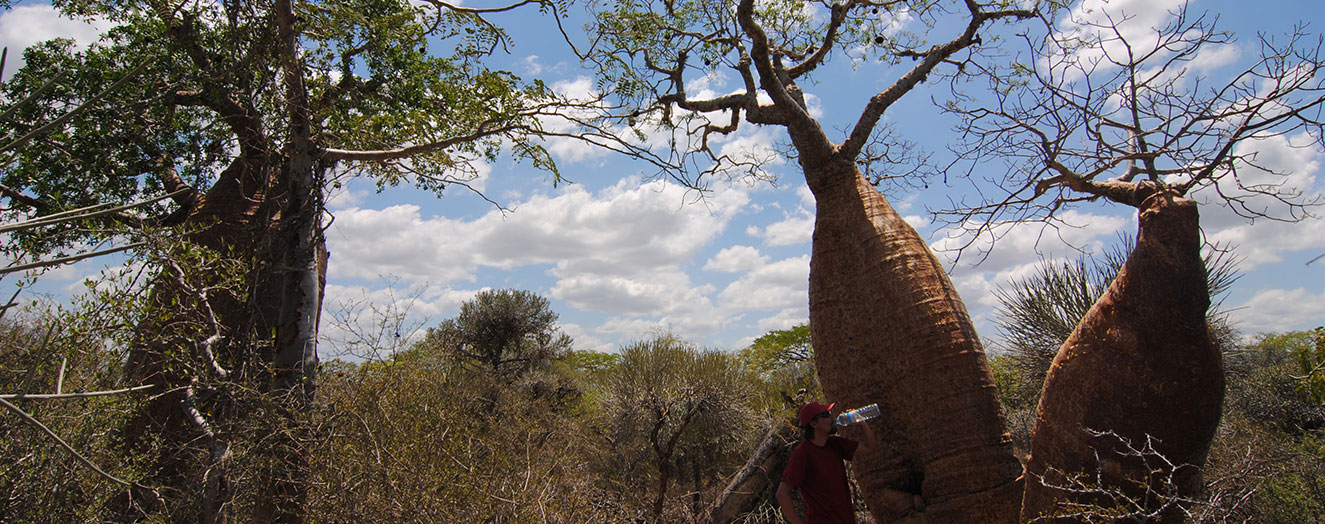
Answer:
[807,160,1023,523]
[1021,193,1224,522]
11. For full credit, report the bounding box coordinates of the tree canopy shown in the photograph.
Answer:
[420,288,573,378]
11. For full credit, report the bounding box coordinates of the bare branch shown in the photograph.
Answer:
[0,384,157,400]
[0,188,191,235]
[1,242,146,277]
[0,396,157,492]
[0,60,150,155]
[941,3,1325,247]
[841,1,1035,160]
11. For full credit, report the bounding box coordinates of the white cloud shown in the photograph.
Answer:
[748,209,814,247]
[0,5,112,78]
[1190,132,1325,269]
[1192,132,1322,223]
[1053,0,1189,66]
[752,307,809,335]
[551,269,713,315]
[803,92,825,120]
[327,204,480,282]
[593,290,729,343]
[559,322,614,352]
[1189,42,1241,73]
[1206,217,1325,269]
[329,177,750,281]
[704,245,769,272]
[1231,287,1325,333]
[795,185,815,207]
[326,177,754,345]
[521,55,544,75]
[717,128,785,175]
[932,209,1131,273]
[539,76,615,163]
[717,255,810,312]
[319,281,466,360]
[932,209,1132,340]
[903,214,929,230]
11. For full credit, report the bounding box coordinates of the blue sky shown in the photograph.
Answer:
[4,0,1324,358]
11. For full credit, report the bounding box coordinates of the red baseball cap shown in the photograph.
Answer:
[798,401,835,426]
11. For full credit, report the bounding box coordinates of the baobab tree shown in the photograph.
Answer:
[944,2,1325,520]
[0,0,600,521]
[577,0,1038,521]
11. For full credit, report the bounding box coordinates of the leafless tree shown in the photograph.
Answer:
[944,4,1325,520]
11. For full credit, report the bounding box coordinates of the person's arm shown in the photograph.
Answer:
[776,481,803,524]
[853,419,878,456]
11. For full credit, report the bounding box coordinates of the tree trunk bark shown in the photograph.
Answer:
[806,160,1023,524]
[1020,193,1224,523]
[707,420,797,524]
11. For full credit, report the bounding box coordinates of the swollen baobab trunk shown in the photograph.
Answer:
[807,160,1023,524]
[1021,192,1224,522]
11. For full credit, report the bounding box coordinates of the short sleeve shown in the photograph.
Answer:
[781,444,808,488]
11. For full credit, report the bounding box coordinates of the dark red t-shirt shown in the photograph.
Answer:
[781,436,859,524]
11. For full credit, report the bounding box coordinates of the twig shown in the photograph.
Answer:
[0,242,146,276]
[164,260,229,379]
[0,396,154,491]
[1,384,157,400]
[0,187,190,234]
[0,60,150,154]
[56,356,67,394]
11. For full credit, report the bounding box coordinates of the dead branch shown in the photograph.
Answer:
[0,396,158,493]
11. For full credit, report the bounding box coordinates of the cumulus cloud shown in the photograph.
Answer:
[1205,217,1325,269]
[559,322,615,352]
[551,269,715,316]
[329,177,750,281]
[748,209,814,247]
[930,209,1131,340]
[326,177,756,345]
[1050,0,1188,75]
[327,204,481,282]
[1231,288,1325,333]
[1188,132,1325,268]
[752,307,810,335]
[540,77,616,163]
[593,295,728,344]
[0,5,112,79]
[704,246,769,273]
[931,209,1131,274]
[716,255,810,312]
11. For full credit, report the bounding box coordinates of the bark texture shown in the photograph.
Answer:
[114,143,327,522]
[1021,193,1224,522]
[807,160,1023,524]
[708,421,797,524]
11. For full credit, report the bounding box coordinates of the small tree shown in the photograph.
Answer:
[737,324,820,413]
[1294,327,1325,403]
[420,289,573,379]
[594,335,757,522]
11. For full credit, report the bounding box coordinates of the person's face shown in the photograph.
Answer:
[810,410,834,435]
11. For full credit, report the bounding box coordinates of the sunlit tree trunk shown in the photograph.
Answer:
[805,155,1023,523]
[1021,193,1224,522]
[708,421,796,524]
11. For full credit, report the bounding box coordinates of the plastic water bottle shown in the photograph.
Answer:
[835,403,881,426]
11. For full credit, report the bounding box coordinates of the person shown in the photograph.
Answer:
[776,401,877,524]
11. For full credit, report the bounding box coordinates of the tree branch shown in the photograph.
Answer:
[840,3,1035,160]
[0,384,157,400]
[0,396,157,491]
